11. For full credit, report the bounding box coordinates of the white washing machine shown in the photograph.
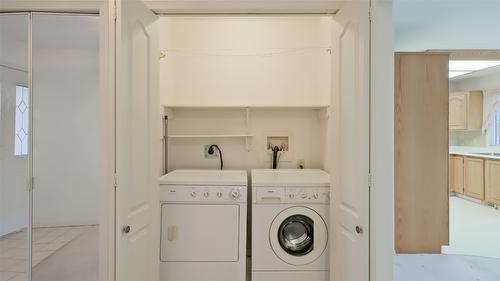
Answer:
[159,169,247,281]
[251,169,330,281]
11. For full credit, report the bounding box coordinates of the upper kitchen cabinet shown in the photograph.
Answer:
[449,91,483,131]
[159,16,332,108]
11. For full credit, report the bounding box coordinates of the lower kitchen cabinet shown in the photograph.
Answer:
[449,155,464,194]
[485,160,500,205]
[464,157,484,200]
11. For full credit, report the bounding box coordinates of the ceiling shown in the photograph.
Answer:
[394,0,500,51]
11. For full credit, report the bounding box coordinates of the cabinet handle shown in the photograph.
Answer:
[168,225,178,241]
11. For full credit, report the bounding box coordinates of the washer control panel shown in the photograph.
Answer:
[254,186,330,204]
[160,185,247,203]
[285,187,330,203]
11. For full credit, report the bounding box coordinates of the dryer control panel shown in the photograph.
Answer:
[160,185,247,203]
[254,187,330,204]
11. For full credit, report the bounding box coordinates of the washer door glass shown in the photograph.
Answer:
[278,215,314,256]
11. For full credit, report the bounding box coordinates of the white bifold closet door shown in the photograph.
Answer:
[0,13,30,281]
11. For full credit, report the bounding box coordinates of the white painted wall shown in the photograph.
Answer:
[394,0,500,51]
[32,14,101,227]
[0,14,29,236]
[159,16,332,107]
[371,2,394,281]
[166,107,329,172]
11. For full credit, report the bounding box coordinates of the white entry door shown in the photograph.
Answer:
[114,0,159,281]
[330,2,370,281]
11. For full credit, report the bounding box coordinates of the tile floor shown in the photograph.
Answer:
[0,226,93,281]
[395,196,500,281]
[394,254,500,281]
[32,226,98,281]
[442,196,500,258]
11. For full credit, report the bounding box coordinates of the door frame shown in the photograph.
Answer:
[1,1,394,281]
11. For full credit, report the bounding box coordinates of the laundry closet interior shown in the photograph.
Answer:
[160,15,333,172]
[157,13,338,281]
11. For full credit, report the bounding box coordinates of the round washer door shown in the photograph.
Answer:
[269,206,328,266]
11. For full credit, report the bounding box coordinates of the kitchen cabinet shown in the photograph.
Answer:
[449,91,483,131]
[449,155,464,194]
[463,157,484,200]
[485,159,500,205]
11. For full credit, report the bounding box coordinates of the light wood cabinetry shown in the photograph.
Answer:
[449,155,464,194]
[449,93,467,130]
[395,52,449,254]
[463,157,484,200]
[449,91,483,131]
[485,160,500,205]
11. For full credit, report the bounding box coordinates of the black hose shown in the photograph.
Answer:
[209,144,223,170]
[272,146,280,169]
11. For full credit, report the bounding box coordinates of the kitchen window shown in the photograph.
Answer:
[14,85,29,156]
[491,109,500,146]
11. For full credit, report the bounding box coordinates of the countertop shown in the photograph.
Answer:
[449,146,500,160]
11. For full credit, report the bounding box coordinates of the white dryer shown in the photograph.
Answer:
[251,169,330,281]
[159,169,247,281]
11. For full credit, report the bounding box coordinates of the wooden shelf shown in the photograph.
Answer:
[164,105,329,109]
[168,134,253,138]
[167,134,253,151]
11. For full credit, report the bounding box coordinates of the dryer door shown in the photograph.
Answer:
[270,206,328,266]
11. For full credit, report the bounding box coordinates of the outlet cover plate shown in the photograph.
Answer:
[204,145,219,159]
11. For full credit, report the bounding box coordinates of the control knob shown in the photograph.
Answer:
[230,189,241,200]
[217,191,223,198]
[203,191,210,198]
[312,193,319,199]
[289,193,296,199]
[190,191,197,198]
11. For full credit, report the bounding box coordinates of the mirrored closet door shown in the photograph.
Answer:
[0,13,31,281]
[1,12,100,281]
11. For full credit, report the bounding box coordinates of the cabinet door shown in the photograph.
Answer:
[485,160,500,205]
[449,156,464,194]
[464,157,484,200]
[449,157,454,192]
[449,93,467,130]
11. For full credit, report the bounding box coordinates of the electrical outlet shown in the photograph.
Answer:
[297,159,305,169]
[204,145,219,159]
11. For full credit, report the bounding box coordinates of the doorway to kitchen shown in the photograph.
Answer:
[446,51,500,259]
[394,50,500,281]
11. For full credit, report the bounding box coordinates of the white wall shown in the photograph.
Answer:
[371,2,394,281]
[166,108,329,172]
[394,0,500,51]
[32,14,101,227]
[159,16,332,107]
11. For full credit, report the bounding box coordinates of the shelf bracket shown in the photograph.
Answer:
[245,108,251,151]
